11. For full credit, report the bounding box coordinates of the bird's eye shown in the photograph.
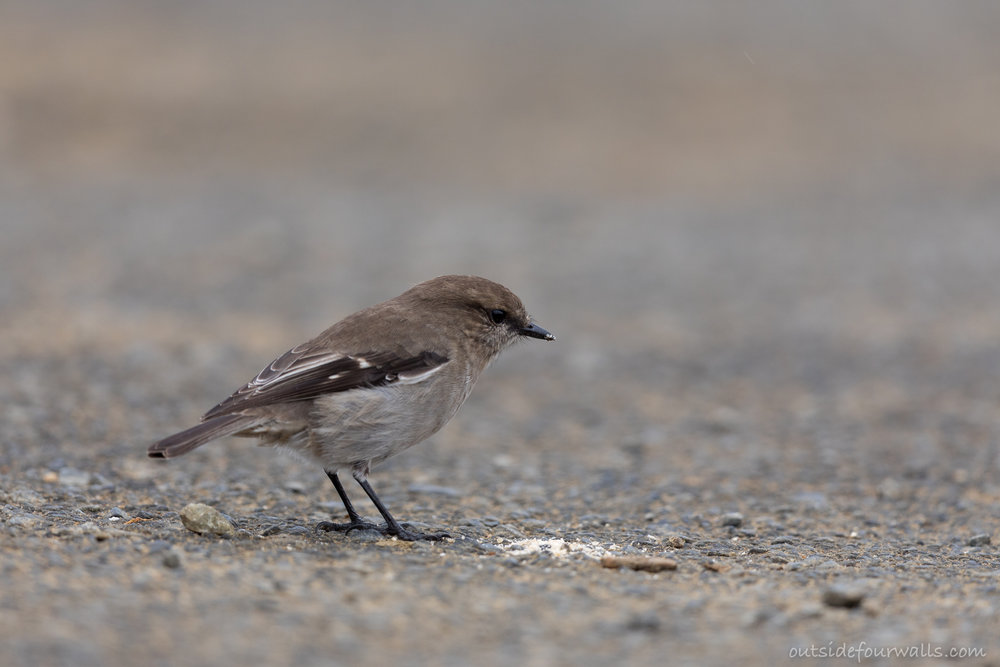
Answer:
[489,309,507,324]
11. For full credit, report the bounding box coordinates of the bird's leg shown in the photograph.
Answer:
[315,470,381,534]
[353,472,450,542]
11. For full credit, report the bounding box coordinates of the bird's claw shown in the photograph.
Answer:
[389,526,451,542]
[315,520,450,542]
[315,519,381,535]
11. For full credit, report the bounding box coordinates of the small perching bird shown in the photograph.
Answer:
[148,275,554,541]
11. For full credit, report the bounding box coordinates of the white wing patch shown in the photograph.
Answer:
[251,352,365,390]
[394,363,447,385]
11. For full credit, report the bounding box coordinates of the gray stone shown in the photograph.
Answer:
[162,551,183,569]
[283,480,307,494]
[822,583,866,609]
[179,503,235,537]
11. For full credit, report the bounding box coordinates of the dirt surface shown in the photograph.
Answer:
[3,3,1000,666]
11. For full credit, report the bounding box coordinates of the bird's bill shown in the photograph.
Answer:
[519,322,555,341]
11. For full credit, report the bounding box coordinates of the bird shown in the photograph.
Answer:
[148,275,554,541]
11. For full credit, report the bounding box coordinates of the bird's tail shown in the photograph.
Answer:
[148,414,257,459]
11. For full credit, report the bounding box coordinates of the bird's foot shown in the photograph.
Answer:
[315,519,450,541]
[315,519,382,535]
[388,524,451,542]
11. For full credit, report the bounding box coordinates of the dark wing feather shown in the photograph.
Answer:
[203,345,448,419]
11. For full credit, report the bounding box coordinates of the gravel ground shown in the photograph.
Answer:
[3,4,1000,666]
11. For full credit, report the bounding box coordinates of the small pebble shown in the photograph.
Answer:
[721,512,743,528]
[162,551,182,569]
[284,480,307,494]
[179,503,235,537]
[822,583,866,608]
[968,534,991,547]
[600,555,678,573]
[625,612,661,633]
[702,560,731,573]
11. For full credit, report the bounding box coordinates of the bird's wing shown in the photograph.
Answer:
[202,343,449,419]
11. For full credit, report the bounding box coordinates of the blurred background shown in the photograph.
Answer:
[4,2,1000,665]
[4,0,1000,502]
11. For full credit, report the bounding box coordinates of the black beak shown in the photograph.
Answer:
[519,322,555,341]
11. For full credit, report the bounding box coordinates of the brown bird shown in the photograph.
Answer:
[149,275,554,540]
